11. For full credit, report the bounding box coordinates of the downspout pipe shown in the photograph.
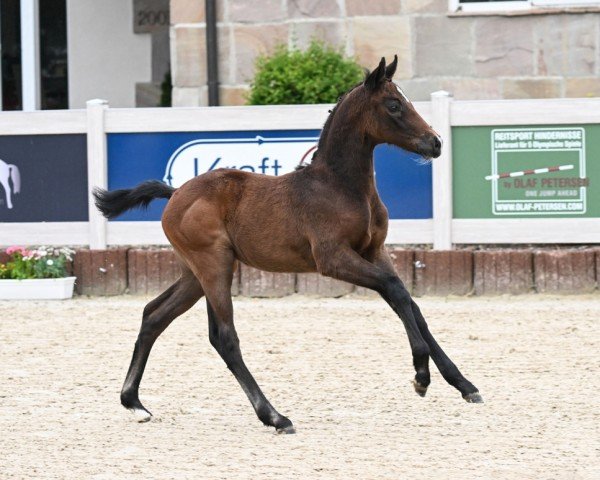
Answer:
[205,0,219,106]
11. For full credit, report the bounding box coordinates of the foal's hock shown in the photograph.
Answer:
[94,55,482,434]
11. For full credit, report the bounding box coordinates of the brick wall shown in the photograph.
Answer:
[68,246,600,296]
[169,0,600,106]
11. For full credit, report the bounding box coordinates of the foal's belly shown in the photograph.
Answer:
[228,212,378,274]
[229,220,318,273]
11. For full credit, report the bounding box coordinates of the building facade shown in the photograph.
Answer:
[1,0,598,110]
[0,0,169,110]
[170,0,600,105]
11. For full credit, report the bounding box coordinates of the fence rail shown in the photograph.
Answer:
[1,94,599,248]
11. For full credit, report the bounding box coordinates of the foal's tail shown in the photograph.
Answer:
[93,180,175,219]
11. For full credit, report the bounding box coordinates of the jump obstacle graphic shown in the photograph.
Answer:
[485,164,574,181]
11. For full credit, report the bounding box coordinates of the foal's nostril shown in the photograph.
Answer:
[419,134,443,159]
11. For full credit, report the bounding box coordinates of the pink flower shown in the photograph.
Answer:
[6,246,30,257]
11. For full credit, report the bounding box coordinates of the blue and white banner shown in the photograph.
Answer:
[107,130,432,221]
[164,134,318,187]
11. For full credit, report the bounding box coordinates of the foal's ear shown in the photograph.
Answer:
[364,57,386,91]
[385,55,398,80]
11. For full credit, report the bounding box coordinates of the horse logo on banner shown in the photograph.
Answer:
[0,159,21,209]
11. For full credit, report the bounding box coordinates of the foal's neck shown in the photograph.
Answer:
[313,108,377,193]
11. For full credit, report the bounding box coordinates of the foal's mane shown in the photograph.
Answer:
[317,82,363,152]
[296,84,362,171]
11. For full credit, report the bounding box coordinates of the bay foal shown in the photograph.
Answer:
[95,56,482,434]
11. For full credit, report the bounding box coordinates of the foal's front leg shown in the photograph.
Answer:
[409,300,482,402]
[314,245,431,393]
[373,251,483,403]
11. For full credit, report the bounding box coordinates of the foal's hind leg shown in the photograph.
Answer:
[206,301,294,433]
[189,250,294,433]
[121,268,203,421]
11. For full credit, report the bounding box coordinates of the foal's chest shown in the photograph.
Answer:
[350,199,388,256]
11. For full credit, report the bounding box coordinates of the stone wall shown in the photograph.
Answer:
[169,0,600,106]
[134,0,171,107]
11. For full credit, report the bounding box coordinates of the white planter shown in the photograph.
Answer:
[0,276,76,300]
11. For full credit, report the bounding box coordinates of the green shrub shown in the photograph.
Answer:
[247,41,364,105]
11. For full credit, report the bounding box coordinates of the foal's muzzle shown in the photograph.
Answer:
[418,134,442,159]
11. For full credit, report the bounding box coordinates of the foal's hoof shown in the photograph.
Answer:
[412,379,428,397]
[129,407,153,423]
[463,392,484,404]
[276,424,296,435]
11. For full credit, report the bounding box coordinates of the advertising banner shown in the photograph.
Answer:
[108,130,432,221]
[0,134,88,222]
[453,125,599,219]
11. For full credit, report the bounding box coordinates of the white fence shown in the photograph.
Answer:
[1,93,600,249]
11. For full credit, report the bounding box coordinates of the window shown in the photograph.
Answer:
[0,0,68,111]
[1,0,22,110]
[39,0,68,109]
[450,0,600,13]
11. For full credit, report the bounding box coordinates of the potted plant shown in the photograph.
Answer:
[0,246,76,299]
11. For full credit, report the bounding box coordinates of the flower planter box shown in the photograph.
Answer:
[0,276,76,300]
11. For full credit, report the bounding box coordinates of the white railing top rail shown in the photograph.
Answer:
[451,97,600,126]
[1,97,599,136]
[103,102,433,132]
[0,109,87,134]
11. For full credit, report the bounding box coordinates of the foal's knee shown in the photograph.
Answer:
[382,276,411,302]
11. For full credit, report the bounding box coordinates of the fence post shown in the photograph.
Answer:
[20,0,41,111]
[87,99,108,249]
[431,91,453,250]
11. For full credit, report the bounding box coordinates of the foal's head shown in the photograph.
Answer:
[344,56,442,160]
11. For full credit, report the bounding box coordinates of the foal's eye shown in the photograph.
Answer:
[386,100,402,114]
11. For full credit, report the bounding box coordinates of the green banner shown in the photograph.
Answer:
[453,125,599,218]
